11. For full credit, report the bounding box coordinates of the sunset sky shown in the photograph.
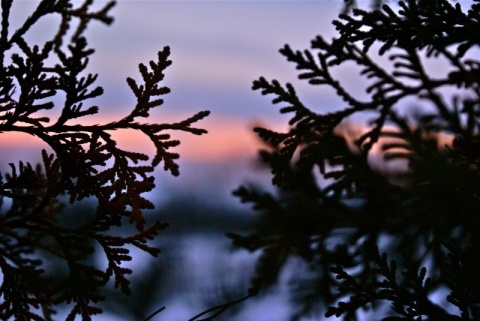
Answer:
[86,0,344,161]
[5,0,346,205]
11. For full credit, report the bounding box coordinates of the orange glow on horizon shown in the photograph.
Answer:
[109,115,265,163]
[0,113,266,164]
[0,113,458,203]
[0,112,455,168]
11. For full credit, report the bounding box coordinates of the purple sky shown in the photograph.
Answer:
[6,0,346,205]
[86,1,343,120]
[8,0,346,157]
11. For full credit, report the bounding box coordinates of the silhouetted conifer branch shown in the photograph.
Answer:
[0,0,209,319]
[230,0,480,320]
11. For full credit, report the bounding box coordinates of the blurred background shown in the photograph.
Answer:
[3,1,347,320]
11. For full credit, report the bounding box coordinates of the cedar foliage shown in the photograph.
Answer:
[229,0,480,320]
[0,1,209,320]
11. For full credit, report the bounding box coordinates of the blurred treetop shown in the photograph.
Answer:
[230,0,480,320]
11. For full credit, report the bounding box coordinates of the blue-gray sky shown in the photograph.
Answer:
[88,1,343,119]
[6,0,346,205]
[8,0,345,162]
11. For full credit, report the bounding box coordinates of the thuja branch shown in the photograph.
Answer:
[231,1,480,321]
[0,1,210,319]
[250,0,480,189]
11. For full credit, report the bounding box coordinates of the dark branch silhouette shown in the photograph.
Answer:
[230,0,480,320]
[0,1,208,319]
